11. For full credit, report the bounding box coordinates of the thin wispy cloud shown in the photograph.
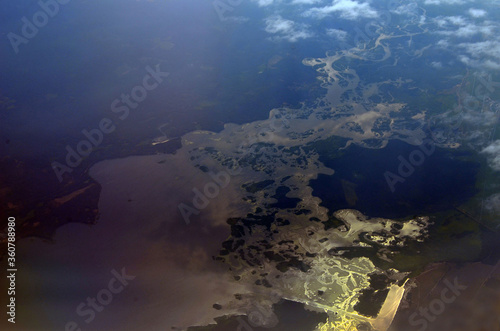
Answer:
[264,15,314,42]
[483,193,500,214]
[252,0,277,6]
[437,23,493,37]
[430,61,443,68]
[391,2,420,16]
[457,40,500,69]
[433,13,500,70]
[482,140,500,171]
[326,28,348,40]
[423,0,467,5]
[291,0,322,4]
[303,0,378,20]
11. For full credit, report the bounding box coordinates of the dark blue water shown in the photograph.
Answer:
[309,139,481,219]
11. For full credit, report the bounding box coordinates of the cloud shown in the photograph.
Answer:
[457,40,500,69]
[483,193,500,215]
[304,0,378,20]
[481,140,500,171]
[326,28,348,40]
[391,2,420,16]
[252,0,277,6]
[423,0,467,5]
[264,15,314,42]
[434,15,495,38]
[438,24,493,37]
[430,61,442,68]
[432,13,500,69]
[468,8,487,18]
[434,15,467,27]
[291,0,322,4]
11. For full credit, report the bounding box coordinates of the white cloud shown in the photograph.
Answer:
[390,3,425,28]
[304,0,378,20]
[468,8,487,18]
[291,0,322,4]
[264,15,314,42]
[457,40,500,68]
[459,40,500,57]
[458,55,500,70]
[433,14,500,69]
[391,2,419,16]
[252,0,277,6]
[435,15,467,27]
[326,28,348,40]
[438,24,493,37]
[436,39,449,47]
[482,59,500,70]
[481,139,500,171]
[423,0,466,5]
[430,61,442,68]
[434,15,496,38]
